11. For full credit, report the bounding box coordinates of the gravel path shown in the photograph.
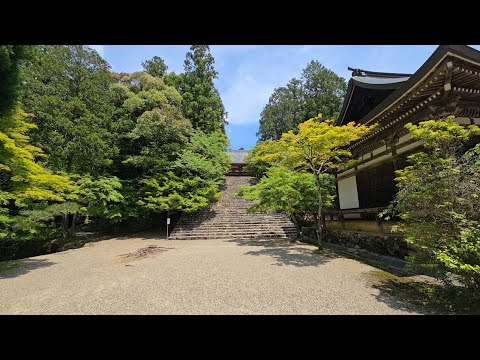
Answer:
[0,234,423,314]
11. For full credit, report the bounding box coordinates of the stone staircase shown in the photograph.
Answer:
[169,176,297,240]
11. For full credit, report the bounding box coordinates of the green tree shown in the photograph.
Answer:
[244,139,283,177]
[73,175,124,223]
[138,130,230,216]
[163,71,184,90]
[0,108,72,239]
[182,45,226,132]
[384,117,480,295]
[263,115,373,247]
[237,166,328,235]
[20,45,116,175]
[301,60,347,120]
[0,45,33,116]
[113,71,192,176]
[257,79,305,141]
[257,61,347,141]
[142,56,168,78]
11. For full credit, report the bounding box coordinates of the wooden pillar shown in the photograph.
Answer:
[334,176,340,210]
[376,215,384,233]
[340,213,345,230]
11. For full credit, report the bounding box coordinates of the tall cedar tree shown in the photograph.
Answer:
[181,45,227,133]
[258,60,346,141]
[142,56,168,78]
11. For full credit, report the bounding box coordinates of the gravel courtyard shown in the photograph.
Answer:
[0,234,423,314]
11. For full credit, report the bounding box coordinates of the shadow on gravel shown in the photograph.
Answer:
[368,270,480,314]
[228,237,333,267]
[87,231,167,243]
[0,259,55,279]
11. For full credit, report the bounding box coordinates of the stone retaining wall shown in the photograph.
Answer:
[301,227,410,259]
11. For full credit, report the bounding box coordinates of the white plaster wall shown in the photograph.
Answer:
[338,175,359,209]
[397,140,422,155]
[372,145,386,156]
[455,117,472,125]
[337,168,355,178]
[357,154,392,170]
[398,133,412,144]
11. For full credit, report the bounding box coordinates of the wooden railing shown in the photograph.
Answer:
[322,207,387,232]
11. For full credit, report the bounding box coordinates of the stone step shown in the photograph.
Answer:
[174,224,296,229]
[169,175,296,241]
[176,224,294,228]
[171,230,297,236]
[169,233,293,240]
[177,219,292,223]
[180,212,287,216]
[185,215,288,218]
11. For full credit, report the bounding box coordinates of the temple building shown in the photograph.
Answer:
[227,149,249,175]
[328,45,480,233]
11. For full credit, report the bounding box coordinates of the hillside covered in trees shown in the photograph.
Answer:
[0,45,230,259]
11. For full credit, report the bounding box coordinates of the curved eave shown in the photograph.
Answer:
[346,45,480,151]
[361,45,480,126]
[336,77,409,126]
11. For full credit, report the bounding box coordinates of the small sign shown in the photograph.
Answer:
[167,218,171,225]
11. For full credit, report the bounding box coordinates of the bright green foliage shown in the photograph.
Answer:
[138,130,230,215]
[18,202,81,240]
[174,130,230,180]
[20,45,116,175]
[113,71,192,175]
[251,114,373,246]
[113,70,230,218]
[72,175,124,221]
[1,45,232,255]
[0,107,72,239]
[386,116,480,294]
[238,167,333,234]
[125,107,193,171]
[258,61,346,141]
[142,56,168,78]
[244,139,284,177]
[138,171,220,214]
[15,175,125,239]
[181,45,227,132]
[0,108,72,203]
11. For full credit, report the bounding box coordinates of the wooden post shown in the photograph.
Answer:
[340,213,346,230]
[376,212,384,233]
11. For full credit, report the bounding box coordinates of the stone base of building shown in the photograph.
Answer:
[301,227,410,259]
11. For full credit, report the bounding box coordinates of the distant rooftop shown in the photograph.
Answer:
[227,150,249,164]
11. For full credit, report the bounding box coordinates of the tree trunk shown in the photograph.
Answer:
[315,174,324,249]
[290,214,300,238]
[62,214,69,239]
[69,213,78,238]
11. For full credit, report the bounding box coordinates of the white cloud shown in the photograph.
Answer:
[223,73,276,125]
[89,45,105,57]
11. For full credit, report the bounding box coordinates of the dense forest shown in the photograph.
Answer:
[0,45,230,259]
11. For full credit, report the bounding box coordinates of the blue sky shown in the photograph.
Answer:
[90,45,480,150]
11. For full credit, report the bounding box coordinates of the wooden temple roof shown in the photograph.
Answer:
[227,150,249,164]
[336,69,411,126]
[338,45,480,155]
